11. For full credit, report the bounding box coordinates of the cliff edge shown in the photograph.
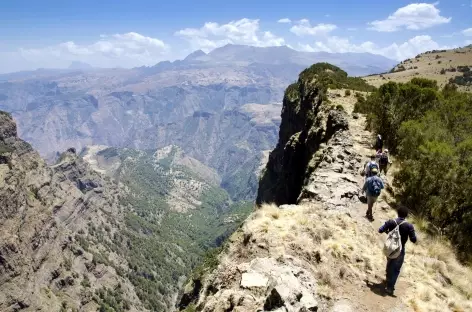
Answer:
[178,65,472,312]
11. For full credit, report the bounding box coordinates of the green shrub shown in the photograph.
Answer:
[81,275,91,288]
[0,143,13,154]
[298,63,376,92]
[335,104,345,111]
[344,89,351,96]
[0,111,12,118]
[361,79,472,260]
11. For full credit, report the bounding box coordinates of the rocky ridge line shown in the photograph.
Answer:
[177,83,472,312]
[177,66,375,311]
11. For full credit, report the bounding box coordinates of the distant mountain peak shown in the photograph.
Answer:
[68,61,93,70]
[184,49,207,61]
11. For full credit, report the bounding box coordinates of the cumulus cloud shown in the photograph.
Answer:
[369,3,451,32]
[277,18,291,24]
[298,35,453,60]
[462,28,472,36]
[290,19,337,36]
[16,32,170,70]
[175,18,285,51]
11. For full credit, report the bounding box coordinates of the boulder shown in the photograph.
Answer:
[300,293,318,311]
[240,272,269,289]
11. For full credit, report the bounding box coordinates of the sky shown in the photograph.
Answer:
[0,0,471,73]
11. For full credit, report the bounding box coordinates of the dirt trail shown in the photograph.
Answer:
[332,94,412,312]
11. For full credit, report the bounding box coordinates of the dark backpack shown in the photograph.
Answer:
[379,154,388,165]
[368,161,379,172]
[368,177,382,197]
[375,138,383,149]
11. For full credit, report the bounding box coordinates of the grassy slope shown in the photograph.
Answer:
[364,46,472,92]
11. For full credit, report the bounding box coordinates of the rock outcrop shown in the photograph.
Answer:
[0,112,146,311]
[256,65,350,206]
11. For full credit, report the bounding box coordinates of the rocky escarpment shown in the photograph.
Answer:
[0,112,146,311]
[256,64,349,206]
[178,64,472,312]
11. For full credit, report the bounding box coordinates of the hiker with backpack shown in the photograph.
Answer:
[364,155,379,180]
[374,134,383,151]
[379,206,417,296]
[379,149,392,175]
[362,166,384,221]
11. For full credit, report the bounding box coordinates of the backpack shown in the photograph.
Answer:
[368,176,382,197]
[368,161,379,172]
[383,220,406,259]
[379,154,388,166]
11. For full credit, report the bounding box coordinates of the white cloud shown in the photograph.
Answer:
[462,28,472,36]
[466,40,472,45]
[298,35,453,61]
[16,32,170,70]
[290,19,337,36]
[175,18,285,51]
[369,3,451,32]
[277,18,291,24]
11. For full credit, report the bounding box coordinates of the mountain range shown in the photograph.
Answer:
[0,45,397,311]
[0,44,395,199]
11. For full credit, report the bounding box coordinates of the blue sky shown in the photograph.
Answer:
[0,0,471,73]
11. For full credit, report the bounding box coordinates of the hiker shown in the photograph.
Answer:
[379,206,417,296]
[362,167,384,221]
[374,134,383,151]
[379,149,392,175]
[375,149,382,162]
[364,155,379,179]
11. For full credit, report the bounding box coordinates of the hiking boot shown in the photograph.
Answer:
[385,287,394,296]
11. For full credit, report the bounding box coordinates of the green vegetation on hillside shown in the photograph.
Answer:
[93,147,253,310]
[356,79,472,260]
[299,63,376,92]
[449,66,472,86]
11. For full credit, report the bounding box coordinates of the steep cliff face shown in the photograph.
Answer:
[256,65,349,205]
[0,112,168,311]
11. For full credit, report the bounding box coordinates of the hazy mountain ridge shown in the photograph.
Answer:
[0,45,394,202]
[0,50,396,310]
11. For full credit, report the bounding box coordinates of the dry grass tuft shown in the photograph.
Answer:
[236,203,472,312]
[270,210,280,219]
